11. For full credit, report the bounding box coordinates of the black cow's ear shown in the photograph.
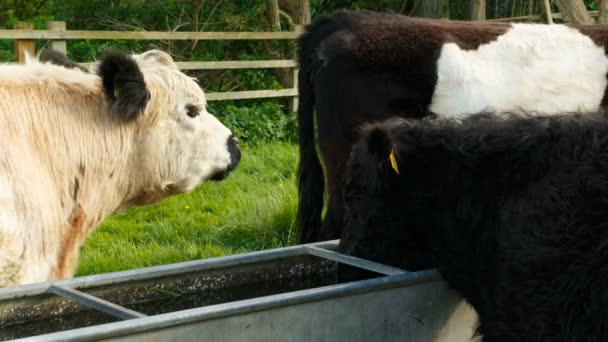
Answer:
[365,125,400,176]
[366,127,392,161]
[97,50,150,121]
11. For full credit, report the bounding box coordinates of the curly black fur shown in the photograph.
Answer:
[97,50,150,121]
[338,112,608,341]
[295,10,512,244]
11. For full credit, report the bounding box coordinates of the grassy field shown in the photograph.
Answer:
[76,142,299,276]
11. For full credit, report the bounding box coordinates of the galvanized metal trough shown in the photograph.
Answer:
[0,240,478,341]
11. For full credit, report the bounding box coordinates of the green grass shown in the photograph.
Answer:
[76,142,299,276]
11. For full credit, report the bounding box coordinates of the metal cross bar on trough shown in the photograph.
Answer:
[0,240,478,342]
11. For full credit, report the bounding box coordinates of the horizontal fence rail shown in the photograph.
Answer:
[78,60,297,71]
[0,22,304,106]
[175,59,298,70]
[0,30,301,40]
[5,11,593,104]
[205,88,298,101]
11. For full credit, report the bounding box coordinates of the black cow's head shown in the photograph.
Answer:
[337,118,434,281]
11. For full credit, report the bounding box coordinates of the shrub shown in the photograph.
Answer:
[209,101,297,144]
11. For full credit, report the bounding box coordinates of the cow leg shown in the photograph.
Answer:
[318,133,351,242]
[319,191,345,241]
[0,183,26,286]
[55,205,88,279]
[0,235,53,286]
[0,237,22,287]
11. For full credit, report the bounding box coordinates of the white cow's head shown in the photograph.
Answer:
[95,50,240,201]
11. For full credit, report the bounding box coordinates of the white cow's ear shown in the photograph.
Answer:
[97,50,150,121]
[134,50,177,69]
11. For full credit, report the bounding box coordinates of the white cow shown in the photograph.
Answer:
[0,49,240,287]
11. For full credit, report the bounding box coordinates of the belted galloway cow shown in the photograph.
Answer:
[297,9,608,243]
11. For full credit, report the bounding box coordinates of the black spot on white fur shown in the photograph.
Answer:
[72,177,80,201]
[186,104,200,118]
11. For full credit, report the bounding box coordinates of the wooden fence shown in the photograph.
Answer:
[0,21,303,110]
[1,11,600,108]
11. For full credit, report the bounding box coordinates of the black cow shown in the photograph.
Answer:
[338,112,608,341]
[296,9,608,243]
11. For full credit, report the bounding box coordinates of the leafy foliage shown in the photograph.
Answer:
[0,0,299,142]
[210,101,297,143]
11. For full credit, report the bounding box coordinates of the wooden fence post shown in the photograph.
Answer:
[290,24,304,113]
[47,21,67,54]
[14,22,35,63]
[471,0,486,20]
[543,0,554,24]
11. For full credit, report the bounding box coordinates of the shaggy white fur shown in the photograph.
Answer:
[0,50,235,286]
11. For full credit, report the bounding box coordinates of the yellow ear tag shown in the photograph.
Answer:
[113,88,120,98]
[389,148,400,175]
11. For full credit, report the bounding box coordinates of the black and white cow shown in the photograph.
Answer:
[338,112,608,341]
[296,9,608,243]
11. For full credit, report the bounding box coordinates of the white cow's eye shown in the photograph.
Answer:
[186,104,200,118]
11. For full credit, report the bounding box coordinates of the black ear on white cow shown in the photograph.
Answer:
[98,51,150,121]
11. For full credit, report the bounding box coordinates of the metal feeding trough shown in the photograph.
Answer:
[0,241,478,341]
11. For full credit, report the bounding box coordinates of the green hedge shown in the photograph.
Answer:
[209,101,297,144]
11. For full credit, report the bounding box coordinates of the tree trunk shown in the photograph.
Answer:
[278,0,310,113]
[470,0,486,20]
[414,0,450,19]
[599,0,608,24]
[554,0,593,24]
[265,0,281,30]
[264,0,311,89]
[296,0,310,25]
[264,0,290,86]
[280,0,311,25]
